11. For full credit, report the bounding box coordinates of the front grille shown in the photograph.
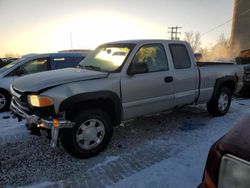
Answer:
[11,85,55,118]
[12,96,31,115]
[245,71,250,80]
[11,86,22,97]
[10,85,31,114]
[244,66,250,81]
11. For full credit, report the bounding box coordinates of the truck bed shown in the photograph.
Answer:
[196,61,244,104]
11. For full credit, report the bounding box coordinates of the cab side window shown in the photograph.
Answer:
[132,44,169,73]
[169,44,191,69]
[19,58,50,75]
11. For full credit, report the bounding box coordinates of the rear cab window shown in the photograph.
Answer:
[169,44,191,69]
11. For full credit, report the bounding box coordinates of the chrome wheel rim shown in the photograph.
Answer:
[218,92,229,112]
[76,119,105,150]
[0,93,6,109]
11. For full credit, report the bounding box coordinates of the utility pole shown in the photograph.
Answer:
[69,32,73,49]
[168,26,182,40]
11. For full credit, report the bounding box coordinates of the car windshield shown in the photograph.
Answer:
[78,44,134,72]
[0,58,24,74]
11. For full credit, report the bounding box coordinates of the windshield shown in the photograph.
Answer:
[0,58,24,74]
[79,44,134,72]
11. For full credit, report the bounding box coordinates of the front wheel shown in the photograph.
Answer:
[207,86,232,116]
[61,109,113,159]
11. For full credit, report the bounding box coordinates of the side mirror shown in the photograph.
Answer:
[127,62,149,75]
[15,68,24,76]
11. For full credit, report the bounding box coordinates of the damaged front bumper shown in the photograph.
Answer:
[10,98,74,147]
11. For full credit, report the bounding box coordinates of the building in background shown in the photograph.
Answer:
[231,0,250,55]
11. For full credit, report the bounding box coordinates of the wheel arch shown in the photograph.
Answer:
[209,76,237,103]
[0,87,12,111]
[0,87,11,95]
[59,91,122,126]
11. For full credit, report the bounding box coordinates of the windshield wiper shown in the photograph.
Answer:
[84,65,102,71]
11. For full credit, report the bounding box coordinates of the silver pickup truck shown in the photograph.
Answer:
[10,40,243,158]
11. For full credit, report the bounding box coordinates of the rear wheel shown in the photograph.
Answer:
[207,86,232,116]
[61,109,113,159]
[0,90,11,112]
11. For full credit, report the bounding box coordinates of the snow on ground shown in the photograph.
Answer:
[110,100,250,188]
[0,96,250,187]
[0,112,27,145]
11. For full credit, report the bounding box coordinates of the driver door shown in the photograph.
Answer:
[121,43,175,120]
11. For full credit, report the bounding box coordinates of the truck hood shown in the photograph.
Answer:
[13,68,108,92]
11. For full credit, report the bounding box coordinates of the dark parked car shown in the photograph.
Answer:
[0,52,89,111]
[198,115,250,188]
[0,57,19,68]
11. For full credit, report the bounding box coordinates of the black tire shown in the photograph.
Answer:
[207,86,232,116]
[0,89,11,112]
[61,109,113,159]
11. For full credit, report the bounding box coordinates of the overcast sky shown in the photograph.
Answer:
[0,0,234,56]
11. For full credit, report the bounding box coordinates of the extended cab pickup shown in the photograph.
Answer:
[10,40,243,158]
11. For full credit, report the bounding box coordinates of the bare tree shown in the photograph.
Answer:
[184,31,202,52]
[4,53,20,58]
[215,34,230,48]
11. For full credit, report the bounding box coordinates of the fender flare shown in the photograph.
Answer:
[209,75,237,103]
[59,91,122,125]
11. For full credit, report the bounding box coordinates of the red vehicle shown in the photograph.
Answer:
[236,49,250,94]
[198,115,250,188]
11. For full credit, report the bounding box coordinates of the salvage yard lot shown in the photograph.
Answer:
[1,96,250,188]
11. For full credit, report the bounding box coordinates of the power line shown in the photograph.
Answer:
[201,1,250,36]
[69,32,73,49]
[201,19,232,36]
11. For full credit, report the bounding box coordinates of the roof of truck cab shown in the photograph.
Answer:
[102,39,189,45]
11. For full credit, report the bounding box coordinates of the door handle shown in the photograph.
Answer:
[164,76,173,83]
